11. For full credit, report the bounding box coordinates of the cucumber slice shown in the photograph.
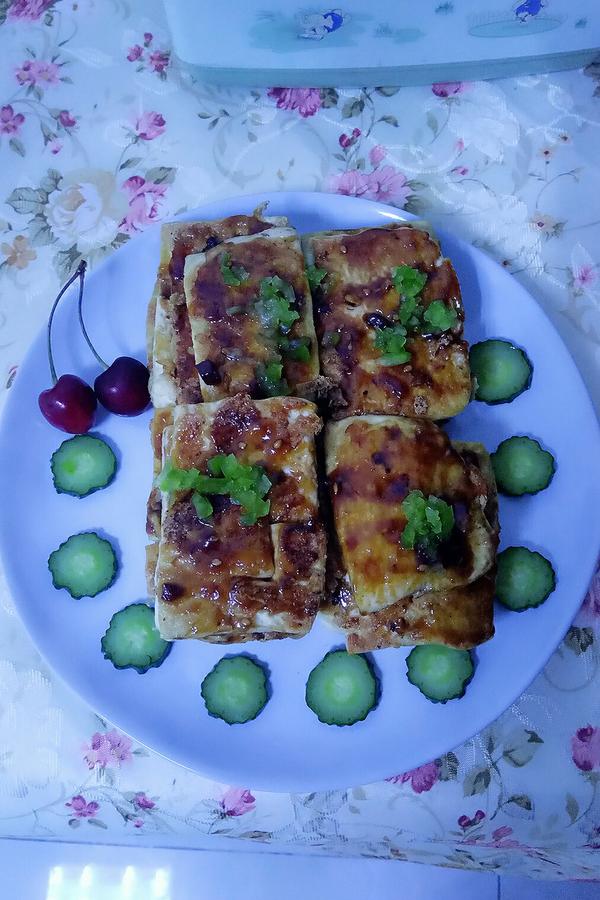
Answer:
[496,546,556,612]
[305,649,378,726]
[101,603,171,673]
[470,339,532,404]
[201,656,268,724]
[51,434,116,497]
[491,436,555,496]
[48,532,117,598]
[406,644,474,703]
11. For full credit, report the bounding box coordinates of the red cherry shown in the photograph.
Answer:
[39,374,97,434]
[38,261,97,433]
[94,356,150,415]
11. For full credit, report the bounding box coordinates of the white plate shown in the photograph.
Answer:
[1,192,599,792]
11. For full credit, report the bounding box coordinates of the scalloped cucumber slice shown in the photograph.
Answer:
[470,339,532,404]
[51,434,116,497]
[306,650,378,726]
[496,546,556,612]
[201,656,268,724]
[406,644,474,703]
[101,603,171,673]
[491,436,555,496]
[48,532,117,598]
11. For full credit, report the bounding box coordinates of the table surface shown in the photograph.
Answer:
[0,0,599,881]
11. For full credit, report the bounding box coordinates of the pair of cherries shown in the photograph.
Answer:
[38,261,150,433]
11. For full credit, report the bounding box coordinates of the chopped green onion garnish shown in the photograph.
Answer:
[373,323,411,366]
[220,252,249,287]
[255,276,300,333]
[392,265,427,299]
[158,453,272,526]
[306,265,328,291]
[192,492,213,519]
[401,490,455,553]
[256,360,290,397]
[422,300,458,333]
[280,336,311,362]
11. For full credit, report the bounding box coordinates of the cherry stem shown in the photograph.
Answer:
[77,262,108,370]
[46,261,87,385]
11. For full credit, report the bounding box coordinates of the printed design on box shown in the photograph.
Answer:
[250,8,372,52]
[469,1,564,37]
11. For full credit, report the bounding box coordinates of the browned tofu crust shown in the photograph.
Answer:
[151,215,277,405]
[184,231,319,401]
[154,394,325,642]
[325,417,497,611]
[305,223,471,419]
[324,441,498,651]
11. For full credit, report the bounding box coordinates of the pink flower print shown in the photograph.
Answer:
[8,0,54,20]
[367,165,412,206]
[127,45,144,62]
[66,795,100,819]
[133,818,144,828]
[134,111,166,141]
[369,144,386,167]
[432,81,466,98]
[339,127,361,149]
[0,105,25,135]
[133,791,155,811]
[149,50,170,74]
[387,760,440,793]
[49,139,62,155]
[58,110,77,129]
[579,569,600,623]
[15,60,60,87]
[143,32,153,46]
[83,728,133,769]
[120,176,167,234]
[329,168,372,198]
[458,809,485,830]
[220,787,256,816]
[490,825,520,849]
[573,263,597,292]
[572,725,600,772]
[268,87,322,118]
[451,166,468,176]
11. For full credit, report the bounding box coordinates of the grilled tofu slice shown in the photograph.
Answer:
[325,417,497,614]
[154,394,325,642]
[303,222,471,419]
[148,213,286,408]
[183,228,320,401]
[324,442,498,652]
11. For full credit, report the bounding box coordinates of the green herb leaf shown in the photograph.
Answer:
[192,492,213,519]
[306,265,328,291]
[392,265,427,299]
[422,300,458,333]
[373,323,411,366]
[255,276,300,333]
[255,361,290,397]
[220,252,249,287]
[400,490,455,553]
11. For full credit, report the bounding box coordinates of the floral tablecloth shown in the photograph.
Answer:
[1,0,599,881]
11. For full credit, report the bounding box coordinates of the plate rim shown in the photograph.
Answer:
[1,190,599,791]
